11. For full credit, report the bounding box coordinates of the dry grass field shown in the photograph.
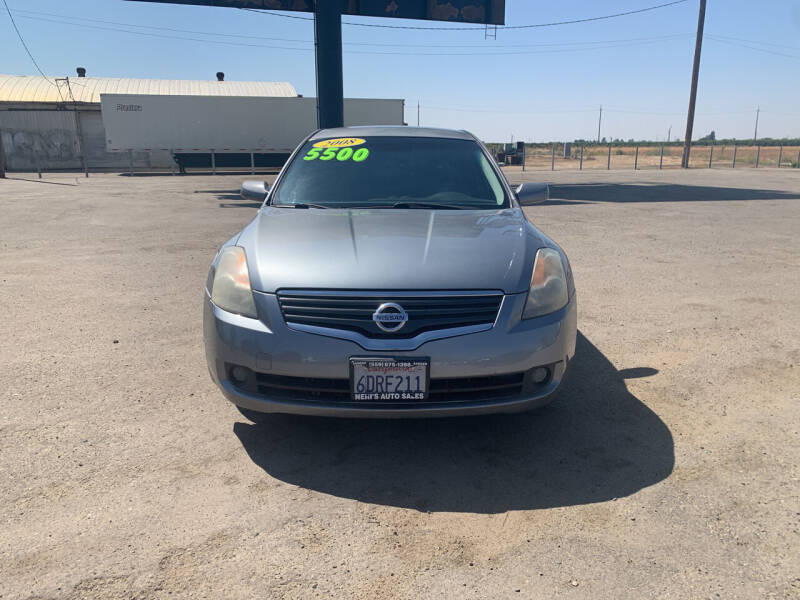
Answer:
[518,144,800,171]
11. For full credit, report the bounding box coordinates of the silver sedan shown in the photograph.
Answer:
[204,127,576,419]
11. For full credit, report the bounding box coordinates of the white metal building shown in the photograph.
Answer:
[0,72,298,171]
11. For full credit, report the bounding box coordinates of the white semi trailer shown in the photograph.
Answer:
[100,94,405,171]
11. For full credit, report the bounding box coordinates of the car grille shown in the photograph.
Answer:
[252,371,525,406]
[276,291,503,339]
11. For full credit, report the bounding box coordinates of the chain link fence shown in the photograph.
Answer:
[490,142,800,171]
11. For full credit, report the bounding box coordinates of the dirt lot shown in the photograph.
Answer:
[1,168,798,599]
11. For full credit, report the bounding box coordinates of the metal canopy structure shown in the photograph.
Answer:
[129,0,505,128]
[131,1,505,24]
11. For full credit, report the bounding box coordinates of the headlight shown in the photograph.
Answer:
[522,248,569,319]
[210,246,257,318]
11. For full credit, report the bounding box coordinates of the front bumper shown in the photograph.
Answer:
[203,290,577,418]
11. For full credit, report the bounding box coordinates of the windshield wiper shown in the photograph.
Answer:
[391,202,464,210]
[273,202,329,209]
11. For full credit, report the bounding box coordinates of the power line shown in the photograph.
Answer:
[21,7,797,57]
[2,0,54,83]
[243,0,690,31]
[14,14,692,57]
[422,105,598,115]
[10,10,691,50]
[706,34,800,51]
[345,37,690,56]
[11,7,307,44]
[487,33,691,50]
[706,35,800,60]
[15,15,312,52]
[491,0,691,30]
[758,109,800,117]
[606,108,684,116]
[241,8,314,24]
[421,104,773,118]
[342,33,691,52]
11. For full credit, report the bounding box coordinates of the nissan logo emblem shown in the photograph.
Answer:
[372,302,408,333]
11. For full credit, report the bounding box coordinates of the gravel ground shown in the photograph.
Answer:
[1,168,798,599]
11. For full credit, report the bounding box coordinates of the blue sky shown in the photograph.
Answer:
[3,0,799,142]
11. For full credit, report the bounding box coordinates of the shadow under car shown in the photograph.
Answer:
[233,331,674,513]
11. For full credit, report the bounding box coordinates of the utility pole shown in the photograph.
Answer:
[667,125,672,143]
[681,0,706,168]
[417,101,420,127]
[597,105,602,143]
[753,106,760,143]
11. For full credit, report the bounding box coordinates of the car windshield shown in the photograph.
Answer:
[271,136,508,209]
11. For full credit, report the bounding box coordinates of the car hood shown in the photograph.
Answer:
[238,207,546,294]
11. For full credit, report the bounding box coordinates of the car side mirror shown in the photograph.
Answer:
[240,180,269,201]
[515,182,549,205]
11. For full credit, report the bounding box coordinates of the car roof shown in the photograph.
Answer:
[309,126,476,141]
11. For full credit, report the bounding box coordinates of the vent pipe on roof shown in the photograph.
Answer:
[76,67,86,77]
[216,72,224,81]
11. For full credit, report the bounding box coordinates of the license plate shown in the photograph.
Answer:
[350,357,429,402]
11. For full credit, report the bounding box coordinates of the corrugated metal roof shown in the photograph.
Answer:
[0,75,297,103]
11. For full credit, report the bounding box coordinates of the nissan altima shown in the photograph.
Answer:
[203,127,576,419]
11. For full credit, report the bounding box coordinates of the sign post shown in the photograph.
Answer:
[315,1,344,129]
